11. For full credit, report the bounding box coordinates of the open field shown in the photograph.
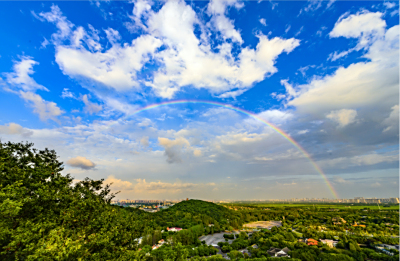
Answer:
[243,221,282,229]
[223,203,399,210]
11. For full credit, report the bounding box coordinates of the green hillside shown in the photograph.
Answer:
[152,199,241,229]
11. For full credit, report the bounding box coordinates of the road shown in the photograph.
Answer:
[199,232,238,245]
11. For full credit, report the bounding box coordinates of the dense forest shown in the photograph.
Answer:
[1,141,399,260]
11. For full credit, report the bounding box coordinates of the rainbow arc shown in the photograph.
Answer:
[111,100,338,199]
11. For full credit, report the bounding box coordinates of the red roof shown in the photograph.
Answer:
[307,239,318,246]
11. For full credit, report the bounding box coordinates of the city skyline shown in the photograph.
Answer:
[0,0,398,200]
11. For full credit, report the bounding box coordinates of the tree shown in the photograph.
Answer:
[0,141,140,260]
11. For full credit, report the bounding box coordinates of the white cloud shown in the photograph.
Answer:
[138,118,152,127]
[125,0,153,32]
[55,34,162,91]
[158,137,190,163]
[193,149,202,157]
[103,175,217,195]
[371,182,381,187]
[259,18,266,26]
[140,136,149,147]
[38,3,299,99]
[4,57,48,92]
[19,91,64,121]
[333,176,348,184]
[61,88,76,99]
[285,13,398,120]
[66,156,96,169]
[133,178,198,193]
[383,2,396,9]
[300,0,323,13]
[104,28,121,44]
[319,152,398,169]
[3,57,64,122]
[38,5,74,43]
[257,109,293,124]
[40,38,50,49]
[297,129,309,135]
[82,94,102,114]
[382,105,399,132]
[104,175,134,190]
[0,123,33,137]
[326,109,357,127]
[329,11,386,50]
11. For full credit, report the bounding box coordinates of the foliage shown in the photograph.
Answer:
[1,141,399,261]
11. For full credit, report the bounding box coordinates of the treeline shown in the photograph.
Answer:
[1,141,399,261]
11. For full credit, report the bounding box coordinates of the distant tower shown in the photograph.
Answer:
[186,198,189,201]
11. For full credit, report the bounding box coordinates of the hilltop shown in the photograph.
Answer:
[151,199,242,229]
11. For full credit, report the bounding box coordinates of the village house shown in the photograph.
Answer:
[167,227,183,232]
[267,247,291,257]
[306,238,318,246]
[320,239,338,248]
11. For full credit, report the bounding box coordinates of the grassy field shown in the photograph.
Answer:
[223,203,399,210]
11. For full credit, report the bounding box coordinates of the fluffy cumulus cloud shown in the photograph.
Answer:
[326,109,357,127]
[257,109,293,124]
[158,137,190,163]
[283,11,398,128]
[1,3,398,200]
[0,123,33,137]
[36,1,299,99]
[206,0,244,43]
[103,175,134,190]
[103,175,217,195]
[66,156,96,170]
[329,11,386,44]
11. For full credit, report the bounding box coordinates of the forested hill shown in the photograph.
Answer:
[152,199,242,229]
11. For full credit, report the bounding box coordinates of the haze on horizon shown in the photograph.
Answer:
[0,0,398,200]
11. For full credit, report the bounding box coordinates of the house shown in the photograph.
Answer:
[252,244,259,249]
[152,245,159,250]
[267,247,291,257]
[306,238,318,246]
[352,222,366,228]
[167,227,183,232]
[267,247,280,256]
[158,239,165,245]
[134,237,143,245]
[375,245,395,256]
[320,239,338,248]
[240,249,251,256]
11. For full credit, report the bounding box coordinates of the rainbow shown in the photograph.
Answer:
[112,99,338,199]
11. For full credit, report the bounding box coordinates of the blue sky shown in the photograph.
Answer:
[0,0,398,200]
